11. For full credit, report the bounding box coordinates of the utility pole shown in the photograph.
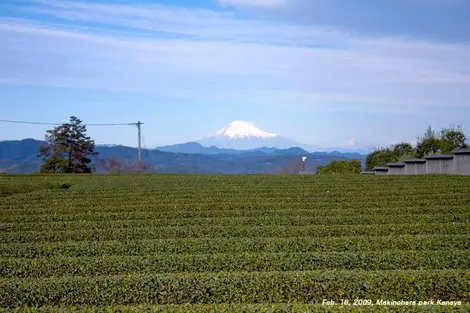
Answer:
[131,121,144,163]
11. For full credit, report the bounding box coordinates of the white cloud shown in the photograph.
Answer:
[216,0,289,8]
[348,138,356,146]
[1,0,470,114]
[22,0,341,45]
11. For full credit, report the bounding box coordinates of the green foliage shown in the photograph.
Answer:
[2,250,469,279]
[316,160,362,174]
[365,148,397,170]
[59,183,72,190]
[38,116,98,174]
[415,125,469,158]
[1,270,468,307]
[39,154,68,173]
[2,222,468,244]
[2,234,468,258]
[0,174,469,310]
[424,125,437,139]
[367,125,469,167]
[5,212,470,232]
[2,304,470,313]
[415,137,443,158]
[366,142,417,169]
[393,142,414,159]
[440,125,469,153]
[0,179,59,198]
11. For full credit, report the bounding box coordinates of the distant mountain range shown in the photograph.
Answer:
[159,120,369,154]
[157,141,365,159]
[0,139,367,174]
[157,142,305,156]
[0,119,368,174]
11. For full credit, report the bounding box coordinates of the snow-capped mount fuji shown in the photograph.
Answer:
[213,121,277,140]
[197,121,310,150]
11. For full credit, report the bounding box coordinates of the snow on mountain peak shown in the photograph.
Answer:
[214,121,277,139]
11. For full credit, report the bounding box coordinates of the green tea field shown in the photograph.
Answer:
[0,174,469,312]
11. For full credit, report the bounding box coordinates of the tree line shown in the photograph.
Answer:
[365,125,469,170]
[314,125,468,174]
[316,160,362,174]
[35,117,469,175]
[37,116,149,174]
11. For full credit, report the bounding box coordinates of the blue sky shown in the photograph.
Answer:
[1,0,470,149]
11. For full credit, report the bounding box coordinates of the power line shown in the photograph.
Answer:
[1,118,145,162]
[0,119,61,126]
[87,123,134,126]
[0,119,133,126]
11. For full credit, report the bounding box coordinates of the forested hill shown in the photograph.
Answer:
[0,139,365,174]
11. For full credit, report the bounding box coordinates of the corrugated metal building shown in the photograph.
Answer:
[366,149,470,176]
[403,159,426,175]
[424,155,454,174]
[454,149,470,175]
[387,162,405,175]
[373,166,389,175]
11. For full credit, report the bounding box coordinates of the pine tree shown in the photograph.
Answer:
[38,116,98,173]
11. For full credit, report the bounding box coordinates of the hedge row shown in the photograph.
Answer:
[3,205,468,224]
[1,303,469,313]
[2,194,469,215]
[2,250,469,279]
[2,235,468,258]
[5,213,470,232]
[2,223,468,244]
[1,270,468,307]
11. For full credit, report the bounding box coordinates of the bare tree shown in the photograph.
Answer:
[278,159,305,174]
[97,157,151,174]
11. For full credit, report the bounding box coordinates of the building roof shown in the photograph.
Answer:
[403,158,427,163]
[373,166,389,171]
[453,148,470,155]
[387,162,405,167]
[424,155,454,160]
